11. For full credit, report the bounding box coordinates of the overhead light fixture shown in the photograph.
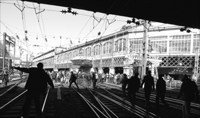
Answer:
[186,29,191,33]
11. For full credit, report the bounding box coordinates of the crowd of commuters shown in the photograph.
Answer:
[7,62,199,118]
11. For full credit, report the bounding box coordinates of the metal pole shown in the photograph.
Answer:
[142,20,148,79]
[8,37,10,70]
[26,40,28,67]
[13,38,16,66]
[2,33,6,71]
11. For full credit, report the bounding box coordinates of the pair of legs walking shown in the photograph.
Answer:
[69,81,79,89]
[128,90,136,106]
[156,93,168,109]
[22,90,42,118]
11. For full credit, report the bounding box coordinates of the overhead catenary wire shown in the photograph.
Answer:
[0,21,86,40]
[14,0,27,40]
[0,20,26,46]
[0,1,131,41]
[32,3,47,47]
[1,1,127,22]
[97,0,131,39]
[75,15,93,43]
[1,0,184,50]
[82,15,106,42]
[0,20,41,55]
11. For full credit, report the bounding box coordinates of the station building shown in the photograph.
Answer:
[32,25,200,83]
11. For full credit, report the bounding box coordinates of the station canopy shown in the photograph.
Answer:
[23,0,199,29]
[71,57,92,66]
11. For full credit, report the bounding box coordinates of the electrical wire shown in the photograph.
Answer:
[32,3,46,45]
[15,0,27,40]
[1,1,129,42]
[0,20,26,45]
[75,15,93,43]
[82,15,107,42]
[1,1,127,22]
[0,20,39,55]
[97,0,131,39]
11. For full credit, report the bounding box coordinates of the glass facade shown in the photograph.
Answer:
[129,38,143,53]
[129,34,199,54]
[193,34,200,53]
[103,42,111,54]
[149,36,167,53]
[115,38,126,52]
[85,47,91,57]
[169,35,191,54]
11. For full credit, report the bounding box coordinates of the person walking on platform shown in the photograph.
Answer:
[156,74,168,109]
[69,71,79,90]
[13,62,54,118]
[127,72,140,106]
[141,71,155,109]
[2,70,9,86]
[120,73,128,99]
[91,71,98,89]
[177,75,199,118]
[19,71,23,79]
[51,70,57,83]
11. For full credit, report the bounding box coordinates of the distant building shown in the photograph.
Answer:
[33,25,200,82]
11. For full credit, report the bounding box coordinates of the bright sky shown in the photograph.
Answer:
[2,0,195,58]
[0,0,134,55]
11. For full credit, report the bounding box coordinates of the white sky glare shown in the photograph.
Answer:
[1,0,193,58]
[1,0,131,55]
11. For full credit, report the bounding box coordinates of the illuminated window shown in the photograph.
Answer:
[169,35,191,54]
[193,34,200,53]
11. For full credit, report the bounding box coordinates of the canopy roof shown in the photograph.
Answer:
[23,0,200,29]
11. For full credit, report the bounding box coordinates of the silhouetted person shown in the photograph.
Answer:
[127,72,140,106]
[120,73,128,99]
[13,62,54,118]
[19,71,23,79]
[2,70,9,86]
[69,71,79,90]
[51,70,57,83]
[141,71,155,109]
[177,75,199,118]
[156,75,168,109]
[91,71,97,89]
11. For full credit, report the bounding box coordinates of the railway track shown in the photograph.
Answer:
[0,85,52,118]
[99,83,200,118]
[72,84,161,118]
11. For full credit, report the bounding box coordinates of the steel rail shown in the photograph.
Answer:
[99,84,159,117]
[101,84,200,116]
[88,88,119,118]
[73,88,109,118]
[136,92,200,115]
[0,90,27,110]
[95,90,146,118]
[138,90,200,108]
[41,87,50,112]
[0,80,24,97]
[101,83,200,108]
[102,88,160,118]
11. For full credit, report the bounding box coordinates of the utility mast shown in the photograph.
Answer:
[141,20,149,78]
[2,33,6,71]
[194,48,199,82]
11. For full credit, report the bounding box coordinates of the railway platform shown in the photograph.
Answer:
[0,80,199,118]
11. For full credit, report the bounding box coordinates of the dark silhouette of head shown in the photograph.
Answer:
[147,71,151,76]
[37,62,43,69]
[135,72,139,76]
[123,73,127,78]
[182,74,190,82]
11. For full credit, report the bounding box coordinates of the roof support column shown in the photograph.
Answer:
[142,20,149,78]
